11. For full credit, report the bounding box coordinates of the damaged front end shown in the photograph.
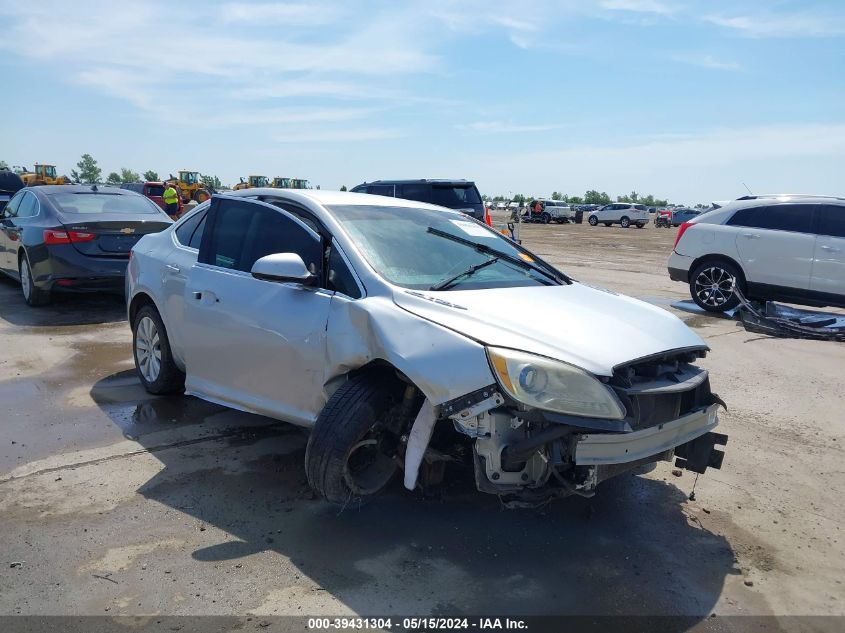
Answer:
[413,348,728,506]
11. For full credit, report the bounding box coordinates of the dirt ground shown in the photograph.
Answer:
[1,217,843,628]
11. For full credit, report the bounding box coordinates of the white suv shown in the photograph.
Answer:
[588,203,649,228]
[668,195,845,312]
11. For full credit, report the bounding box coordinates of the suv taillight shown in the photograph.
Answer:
[673,222,692,251]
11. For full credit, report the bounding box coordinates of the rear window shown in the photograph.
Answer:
[146,185,165,197]
[48,192,162,215]
[431,185,481,207]
[818,205,845,238]
[727,204,814,233]
[634,204,648,211]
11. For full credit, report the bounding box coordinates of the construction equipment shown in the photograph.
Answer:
[19,163,71,186]
[233,175,269,190]
[269,177,311,189]
[165,170,212,203]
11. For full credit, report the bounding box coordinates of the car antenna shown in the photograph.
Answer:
[742,182,753,195]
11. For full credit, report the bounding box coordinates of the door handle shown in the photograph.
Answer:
[165,263,181,273]
[192,290,219,303]
[741,233,760,239]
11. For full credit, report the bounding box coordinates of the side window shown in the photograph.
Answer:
[4,192,24,218]
[727,204,813,233]
[201,199,322,274]
[818,205,845,238]
[368,185,395,197]
[16,192,38,218]
[174,210,207,248]
[400,184,430,203]
[350,185,366,193]
[327,245,361,298]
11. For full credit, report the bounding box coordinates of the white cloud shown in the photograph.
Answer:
[704,12,845,38]
[599,0,675,16]
[670,53,740,71]
[220,2,339,25]
[272,128,404,143]
[458,121,563,134]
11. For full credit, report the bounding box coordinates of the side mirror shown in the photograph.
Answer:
[251,253,317,286]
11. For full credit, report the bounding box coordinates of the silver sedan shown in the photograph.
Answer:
[127,189,727,506]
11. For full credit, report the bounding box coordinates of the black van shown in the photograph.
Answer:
[350,179,485,220]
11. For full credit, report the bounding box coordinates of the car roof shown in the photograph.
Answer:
[216,188,452,212]
[355,179,476,186]
[26,184,136,197]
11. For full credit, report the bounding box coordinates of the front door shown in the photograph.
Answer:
[183,196,331,426]
[810,204,845,298]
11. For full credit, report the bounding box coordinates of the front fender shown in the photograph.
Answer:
[325,295,495,408]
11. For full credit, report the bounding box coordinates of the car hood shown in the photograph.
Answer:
[391,282,706,377]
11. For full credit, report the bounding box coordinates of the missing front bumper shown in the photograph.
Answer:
[574,404,721,467]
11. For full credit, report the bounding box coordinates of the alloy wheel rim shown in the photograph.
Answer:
[694,266,735,308]
[20,260,31,299]
[135,316,162,383]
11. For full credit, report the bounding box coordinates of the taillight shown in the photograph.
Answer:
[43,230,96,244]
[44,230,70,244]
[673,221,692,251]
[69,231,96,242]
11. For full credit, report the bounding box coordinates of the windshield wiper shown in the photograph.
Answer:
[426,227,566,285]
[431,257,499,291]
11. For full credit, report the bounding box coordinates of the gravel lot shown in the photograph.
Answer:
[1,217,843,627]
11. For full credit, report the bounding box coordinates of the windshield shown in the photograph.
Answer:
[431,185,481,208]
[329,204,563,290]
[49,192,163,215]
[43,166,57,178]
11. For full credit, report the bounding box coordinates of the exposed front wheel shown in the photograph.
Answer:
[588,216,598,226]
[306,372,404,504]
[541,212,550,224]
[689,260,743,312]
[19,254,50,306]
[132,304,185,393]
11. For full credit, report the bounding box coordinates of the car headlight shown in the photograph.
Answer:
[487,347,626,420]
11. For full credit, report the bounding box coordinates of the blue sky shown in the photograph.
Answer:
[2,0,844,203]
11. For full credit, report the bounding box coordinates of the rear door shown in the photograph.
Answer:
[810,204,845,297]
[0,191,24,272]
[729,204,816,291]
[183,196,332,425]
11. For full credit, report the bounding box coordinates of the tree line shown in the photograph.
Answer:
[484,190,678,207]
[1,154,224,190]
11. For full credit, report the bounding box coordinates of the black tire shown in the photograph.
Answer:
[588,216,598,226]
[132,304,185,394]
[541,212,550,224]
[620,216,631,228]
[636,223,645,228]
[604,222,612,227]
[689,260,744,313]
[306,371,404,505]
[193,189,211,203]
[19,253,50,306]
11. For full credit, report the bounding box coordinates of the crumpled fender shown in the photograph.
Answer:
[324,295,496,408]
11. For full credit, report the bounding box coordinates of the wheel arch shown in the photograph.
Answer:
[128,291,159,326]
[689,253,747,287]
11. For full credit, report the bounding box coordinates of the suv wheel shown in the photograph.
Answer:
[588,216,598,226]
[541,212,550,224]
[620,216,631,228]
[690,260,743,313]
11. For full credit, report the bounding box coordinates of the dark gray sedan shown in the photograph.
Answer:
[0,185,172,306]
